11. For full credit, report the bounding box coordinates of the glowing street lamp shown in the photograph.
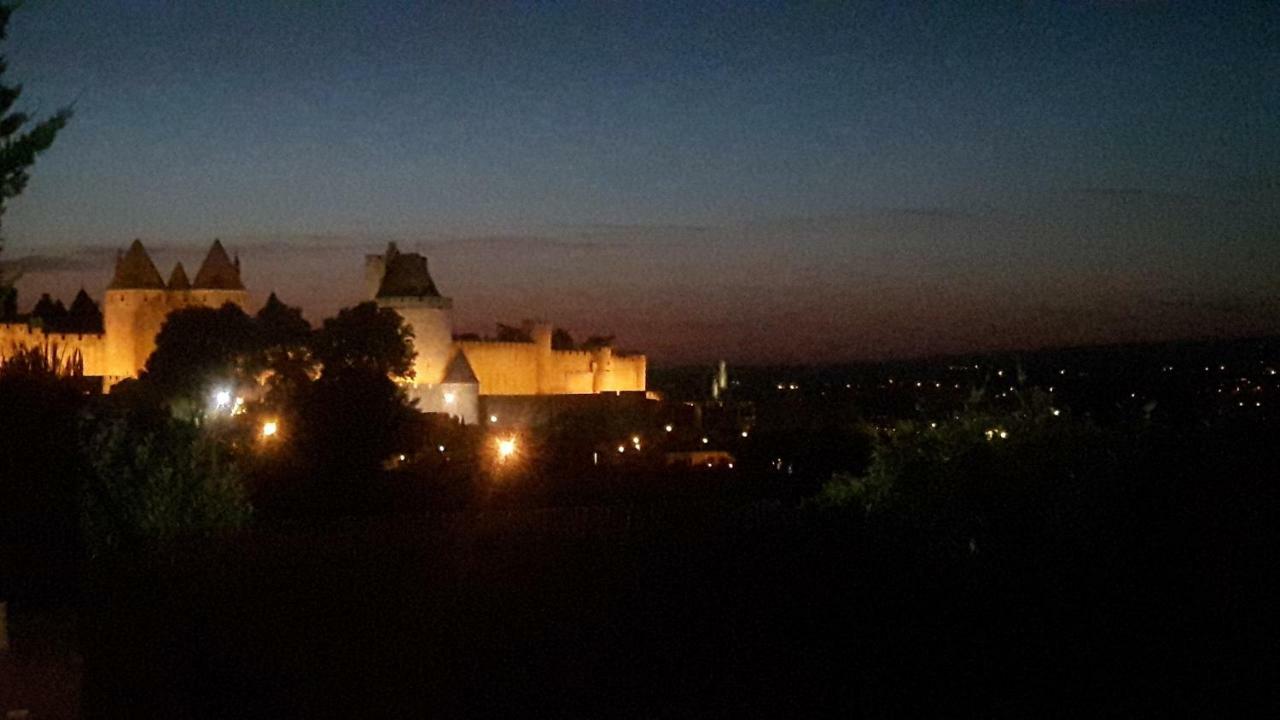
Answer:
[213,388,232,410]
[497,437,517,461]
[261,420,279,438]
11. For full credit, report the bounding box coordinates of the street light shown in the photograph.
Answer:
[261,420,278,438]
[213,388,232,410]
[497,437,517,461]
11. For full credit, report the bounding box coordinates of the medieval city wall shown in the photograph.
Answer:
[456,340,647,396]
[0,322,108,376]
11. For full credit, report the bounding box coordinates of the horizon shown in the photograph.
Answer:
[3,2,1278,363]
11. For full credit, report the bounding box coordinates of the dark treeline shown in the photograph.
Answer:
[2,319,1277,715]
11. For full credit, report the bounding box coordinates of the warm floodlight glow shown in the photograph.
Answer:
[443,392,456,404]
[497,437,516,460]
[213,389,232,408]
[261,420,278,438]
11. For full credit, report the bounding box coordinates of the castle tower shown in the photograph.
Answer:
[438,350,480,425]
[103,239,169,381]
[370,243,455,390]
[189,239,248,311]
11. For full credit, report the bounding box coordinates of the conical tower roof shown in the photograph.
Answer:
[68,288,98,316]
[442,351,479,384]
[167,262,191,290]
[68,288,103,333]
[376,251,441,299]
[108,239,165,289]
[192,239,244,290]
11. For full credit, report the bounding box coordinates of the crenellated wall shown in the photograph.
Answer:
[455,337,646,397]
[0,321,108,379]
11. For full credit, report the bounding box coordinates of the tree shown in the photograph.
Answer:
[142,303,263,400]
[0,4,71,252]
[494,322,531,343]
[80,413,251,554]
[0,346,90,599]
[551,327,575,351]
[256,291,311,348]
[311,301,415,379]
[255,292,314,408]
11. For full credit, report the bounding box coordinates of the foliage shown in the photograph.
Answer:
[0,346,90,597]
[816,389,1118,558]
[495,322,531,343]
[0,3,71,249]
[256,291,312,348]
[312,301,415,379]
[142,303,263,401]
[80,413,251,554]
[551,327,574,350]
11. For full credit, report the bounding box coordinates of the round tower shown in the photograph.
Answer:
[103,240,169,381]
[371,244,454,387]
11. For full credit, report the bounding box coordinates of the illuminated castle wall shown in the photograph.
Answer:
[2,240,646,424]
[0,239,247,388]
[366,244,647,423]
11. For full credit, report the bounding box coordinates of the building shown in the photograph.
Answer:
[365,243,647,424]
[1,240,646,423]
[0,239,247,389]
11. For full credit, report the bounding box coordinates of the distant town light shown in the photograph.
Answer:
[261,420,278,438]
[664,424,674,432]
[617,445,626,453]
[1052,409,1061,416]
[741,431,749,438]
[701,437,709,444]
[489,415,498,423]
[632,435,641,445]
[438,445,445,453]
[398,454,406,462]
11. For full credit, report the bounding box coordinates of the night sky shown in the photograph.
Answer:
[3,1,1277,364]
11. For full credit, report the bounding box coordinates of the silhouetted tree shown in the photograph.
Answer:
[495,322,531,343]
[143,303,263,400]
[256,292,311,347]
[551,327,575,350]
[80,413,250,555]
[580,335,614,350]
[312,301,415,379]
[0,4,71,249]
[0,346,90,599]
[0,284,14,319]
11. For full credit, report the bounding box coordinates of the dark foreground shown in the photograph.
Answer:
[68,497,1269,719]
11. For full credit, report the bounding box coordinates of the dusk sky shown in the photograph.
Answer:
[3,1,1277,364]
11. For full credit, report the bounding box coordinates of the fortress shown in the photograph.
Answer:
[0,240,646,424]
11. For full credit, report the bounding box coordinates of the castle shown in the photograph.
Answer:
[366,243,647,424]
[0,239,248,387]
[0,240,646,424]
